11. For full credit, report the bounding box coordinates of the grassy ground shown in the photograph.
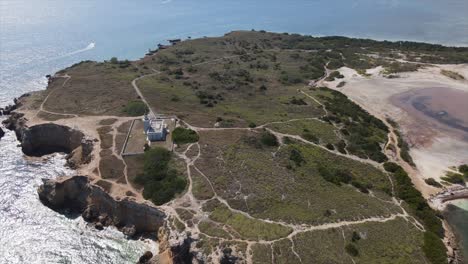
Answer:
[138,45,325,127]
[203,200,293,241]
[24,30,464,262]
[124,120,146,153]
[43,61,141,116]
[195,130,399,226]
[266,119,339,145]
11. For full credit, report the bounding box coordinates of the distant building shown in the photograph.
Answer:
[143,114,168,142]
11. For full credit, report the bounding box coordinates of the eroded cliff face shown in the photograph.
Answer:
[21,123,84,156]
[2,113,93,167]
[38,176,166,238]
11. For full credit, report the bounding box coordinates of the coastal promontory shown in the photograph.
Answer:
[5,30,468,263]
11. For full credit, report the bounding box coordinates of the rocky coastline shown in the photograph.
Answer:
[38,175,166,238]
[2,105,195,264]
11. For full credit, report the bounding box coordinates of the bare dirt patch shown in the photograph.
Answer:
[124,120,146,154]
[99,154,125,180]
[123,154,145,190]
[99,118,118,126]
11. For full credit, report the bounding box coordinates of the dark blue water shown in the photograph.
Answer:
[1,0,468,263]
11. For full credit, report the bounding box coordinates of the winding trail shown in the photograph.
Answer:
[33,74,78,120]
[27,48,433,262]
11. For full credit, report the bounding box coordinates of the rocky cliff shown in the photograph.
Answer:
[21,123,85,156]
[2,113,93,167]
[38,176,166,238]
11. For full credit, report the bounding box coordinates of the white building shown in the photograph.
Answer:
[143,114,167,142]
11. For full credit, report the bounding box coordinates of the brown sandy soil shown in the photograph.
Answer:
[124,119,146,154]
[325,64,468,196]
[19,110,146,201]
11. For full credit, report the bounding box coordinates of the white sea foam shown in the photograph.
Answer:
[59,42,96,58]
[0,123,155,263]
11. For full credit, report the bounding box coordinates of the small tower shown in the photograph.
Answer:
[143,113,150,133]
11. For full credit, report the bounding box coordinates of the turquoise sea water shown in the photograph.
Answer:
[1,0,468,263]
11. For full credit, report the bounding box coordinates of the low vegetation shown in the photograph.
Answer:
[34,30,468,262]
[441,69,465,80]
[425,178,443,188]
[205,201,293,241]
[172,127,199,144]
[266,119,339,146]
[394,130,416,166]
[383,162,447,264]
[325,70,344,81]
[260,130,278,147]
[122,100,148,116]
[135,147,186,205]
[441,171,466,185]
[383,62,421,74]
[311,87,388,162]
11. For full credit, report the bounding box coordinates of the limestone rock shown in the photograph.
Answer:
[38,175,165,238]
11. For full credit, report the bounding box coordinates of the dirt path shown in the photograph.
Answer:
[131,71,160,118]
[24,50,435,261]
[32,74,79,121]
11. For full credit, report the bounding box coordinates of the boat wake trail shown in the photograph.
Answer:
[58,42,95,58]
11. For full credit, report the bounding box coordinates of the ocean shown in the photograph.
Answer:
[1,0,468,263]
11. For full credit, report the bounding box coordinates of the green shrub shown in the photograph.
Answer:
[391,166,444,237]
[289,148,305,166]
[302,132,319,144]
[289,96,307,105]
[386,163,446,264]
[172,127,199,144]
[318,166,353,186]
[136,147,187,205]
[123,101,148,116]
[395,131,416,166]
[336,140,347,154]
[441,172,465,185]
[325,71,344,81]
[383,162,400,173]
[459,164,468,174]
[425,178,442,188]
[260,131,278,147]
[351,231,361,242]
[422,232,448,264]
[345,243,359,257]
[316,87,388,162]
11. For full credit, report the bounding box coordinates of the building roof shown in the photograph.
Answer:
[147,119,165,134]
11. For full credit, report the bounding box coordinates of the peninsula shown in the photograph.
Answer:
[4,30,468,264]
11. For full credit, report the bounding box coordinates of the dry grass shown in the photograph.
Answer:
[99,154,125,180]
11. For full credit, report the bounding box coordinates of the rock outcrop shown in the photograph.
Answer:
[0,95,25,115]
[0,127,4,140]
[2,112,27,139]
[2,113,93,167]
[38,176,166,238]
[156,225,195,264]
[21,123,85,156]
